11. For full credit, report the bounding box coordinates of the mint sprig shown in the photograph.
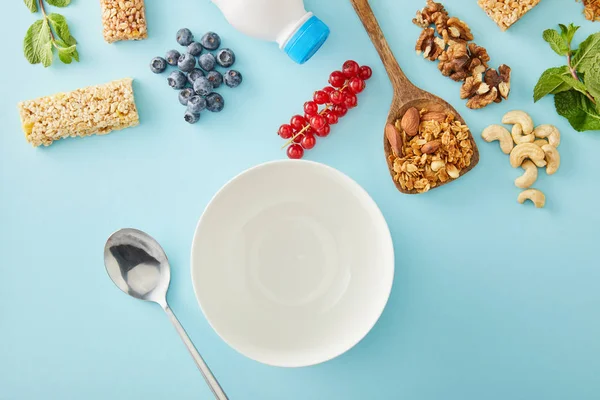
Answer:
[534,24,600,132]
[23,0,78,67]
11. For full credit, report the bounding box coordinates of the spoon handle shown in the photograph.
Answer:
[163,305,228,400]
[349,0,415,95]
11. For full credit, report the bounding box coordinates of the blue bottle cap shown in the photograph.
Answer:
[284,15,330,64]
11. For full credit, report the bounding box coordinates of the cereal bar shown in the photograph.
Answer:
[100,0,148,43]
[18,78,140,147]
[478,0,541,31]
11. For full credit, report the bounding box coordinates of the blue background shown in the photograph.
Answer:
[1,0,599,399]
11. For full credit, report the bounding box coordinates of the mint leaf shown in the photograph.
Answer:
[543,29,569,56]
[47,13,76,46]
[71,48,79,62]
[46,0,71,7]
[572,32,600,74]
[23,0,37,12]
[555,90,600,131]
[559,75,589,97]
[558,23,579,46]
[23,19,52,65]
[584,60,600,107]
[58,48,72,64]
[533,66,571,102]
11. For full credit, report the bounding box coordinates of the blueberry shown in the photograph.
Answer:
[150,57,167,74]
[165,49,181,66]
[188,41,203,56]
[167,70,187,89]
[179,88,195,106]
[184,110,200,124]
[198,53,216,71]
[176,28,194,46]
[193,76,213,96]
[200,32,221,51]
[187,68,205,85]
[187,95,207,114]
[206,93,225,112]
[224,70,242,88]
[216,48,235,68]
[206,70,223,88]
[178,53,196,72]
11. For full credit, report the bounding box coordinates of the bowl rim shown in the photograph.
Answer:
[190,159,395,367]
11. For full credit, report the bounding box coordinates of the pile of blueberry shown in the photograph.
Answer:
[149,28,242,124]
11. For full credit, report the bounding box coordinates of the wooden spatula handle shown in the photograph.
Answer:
[349,0,414,94]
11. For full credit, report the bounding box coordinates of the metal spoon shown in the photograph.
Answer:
[104,228,228,400]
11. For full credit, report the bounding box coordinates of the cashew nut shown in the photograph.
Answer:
[514,160,538,188]
[502,110,534,134]
[511,124,535,144]
[518,189,546,208]
[542,144,560,175]
[509,143,547,168]
[533,124,560,148]
[481,125,513,154]
[533,139,548,147]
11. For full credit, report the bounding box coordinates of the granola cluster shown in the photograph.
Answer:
[100,0,148,43]
[579,0,600,22]
[389,110,474,193]
[413,0,512,109]
[478,0,542,31]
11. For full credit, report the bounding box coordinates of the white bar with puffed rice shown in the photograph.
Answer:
[100,0,148,43]
[17,78,140,147]
[478,0,541,31]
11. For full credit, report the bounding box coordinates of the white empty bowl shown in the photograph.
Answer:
[191,160,394,367]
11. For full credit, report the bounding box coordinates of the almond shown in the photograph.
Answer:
[421,140,441,154]
[385,123,403,156]
[421,111,446,123]
[401,107,420,136]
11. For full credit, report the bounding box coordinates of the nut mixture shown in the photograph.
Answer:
[18,78,139,147]
[478,0,542,31]
[579,0,600,21]
[387,108,474,193]
[413,1,512,109]
[481,110,561,208]
[101,0,148,44]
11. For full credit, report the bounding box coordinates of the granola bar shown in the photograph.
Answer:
[100,0,148,43]
[478,0,541,31]
[18,78,139,147]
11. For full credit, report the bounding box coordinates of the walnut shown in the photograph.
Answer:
[416,28,445,61]
[460,76,490,99]
[467,43,490,69]
[442,18,474,44]
[483,65,511,103]
[466,87,498,109]
[413,0,448,27]
[438,43,470,81]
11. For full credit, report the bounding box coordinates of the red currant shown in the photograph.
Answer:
[304,101,319,116]
[344,92,358,108]
[301,133,316,149]
[315,124,331,137]
[348,77,365,94]
[323,110,339,125]
[287,144,304,159]
[313,90,329,105]
[322,86,335,94]
[342,60,360,78]
[328,71,346,88]
[290,115,308,131]
[329,90,345,105]
[309,115,327,131]
[292,132,304,143]
[332,104,348,117]
[359,65,372,80]
[278,124,294,139]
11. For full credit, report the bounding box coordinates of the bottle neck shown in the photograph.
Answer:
[276,11,313,49]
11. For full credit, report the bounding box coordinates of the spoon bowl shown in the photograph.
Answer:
[350,0,479,194]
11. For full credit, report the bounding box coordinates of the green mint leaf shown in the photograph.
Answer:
[555,90,600,132]
[584,59,600,106]
[71,48,79,62]
[572,32,600,74]
[558,23,579,46]
[23,0,37,13]
[23,19,52,65]
[533,66,571,102]
[45,0,71,7]
[559,75,590,97]
[58,48,72,64]
[47,13,76,46]
[40,40,53,67]
[543,29,569,56]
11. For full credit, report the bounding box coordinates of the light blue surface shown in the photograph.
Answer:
[1,0,599,399]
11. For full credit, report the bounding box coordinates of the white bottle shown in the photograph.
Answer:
[211,0,330,64]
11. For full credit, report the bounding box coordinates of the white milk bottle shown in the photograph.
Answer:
[211,0,330,64]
